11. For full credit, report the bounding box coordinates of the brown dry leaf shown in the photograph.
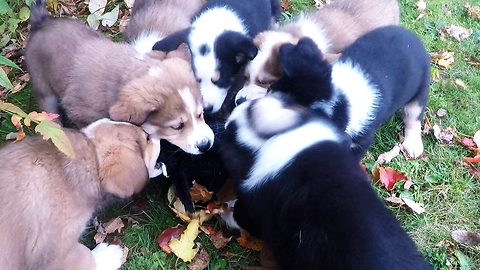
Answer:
[187,248,210,270]
[401,197,426,214]
[433,124,456,144]
[451,230,480,246]
[121,246,129,264]
[157,227,184,254]
[465,3,480,20]
[465,56,480,66]
[104,217,124,234]
[430,50,455,69]
[464,155,480,163]
[385,196,405,206]
[237,230,263,251]
[443,24,473,41]
[210,230,233,249]
[190,181,214,203]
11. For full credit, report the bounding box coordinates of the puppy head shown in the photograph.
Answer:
[109,58,214,155]
[268,37,334,107]
[189,30,257,114]
[81,119,162,198]
[235,31,297,105]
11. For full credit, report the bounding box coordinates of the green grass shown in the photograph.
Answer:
[2,0,480,269]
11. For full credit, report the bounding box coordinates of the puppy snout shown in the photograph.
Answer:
[235,96,247,106]
[197,139,212,153]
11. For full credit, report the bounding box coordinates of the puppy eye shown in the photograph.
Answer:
[258,79,269,86]
[172,122,185,131]
[196,78,202,83]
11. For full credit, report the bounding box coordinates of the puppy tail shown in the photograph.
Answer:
[29,0,50,31]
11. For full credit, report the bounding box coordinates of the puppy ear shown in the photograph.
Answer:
[152,28,191,52]
[279,37,325,77]
[236,37,258,64]
[98,145,149,198]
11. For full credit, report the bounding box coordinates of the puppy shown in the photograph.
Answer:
[235,0,400,103]
[122,0,202,60]
[26,0,214,155]
[0,119,162,270]
[269,26,430,160]
[152,0,281,114]
[220,95,432,270]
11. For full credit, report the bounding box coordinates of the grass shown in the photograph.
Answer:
[1,0,480,269]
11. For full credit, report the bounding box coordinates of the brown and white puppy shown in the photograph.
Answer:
[0,119,162,270]
[236,0,400,103]
[25,0,214,155]
[123,0,202,61]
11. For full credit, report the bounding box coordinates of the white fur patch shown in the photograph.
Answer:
[131,32,165,54]
[189,7,247,113]
[82,119,133,139]
[218,199,242,230]
[242,121,339,191]
[92,243,123,270]
[227,101,266,150]
[330,60,380,137]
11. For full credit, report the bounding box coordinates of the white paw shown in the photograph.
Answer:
[402,134,424,158]
[219,199,242,230]
[92,243,123,270]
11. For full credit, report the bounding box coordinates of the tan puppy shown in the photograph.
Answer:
[0,119,162,270]
[236,0,400,103]
[123,0,202,60]
[25,0,214,155]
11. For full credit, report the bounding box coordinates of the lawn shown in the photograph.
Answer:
[1,0,480,269]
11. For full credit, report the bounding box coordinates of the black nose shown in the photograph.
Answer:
[204,105,213,114]
[235,96,247,106]
[197,140,212,153]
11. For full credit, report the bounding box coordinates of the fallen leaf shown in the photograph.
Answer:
[121,246,129,264]
[436,108,447,117]
[157,227,184,254]
[385,196,405,205]
[280,1,291,10]
[416,0,426,11]
[451,230,480,246]
[404,179,414,190]
[465,3,480,20]
[433,124,456,144]
[374,166,408,191]
[430,50,455,69]
[443,24,473,41]
[210,230,232,249]
[460,137,476,147]
[187,248,210,270]
[103,217,124,234]
[401,197,426,214]
[237,230,262,251]
[454,79,467,89]
[464,155,480,163]
[377,144,401,164]
[169,218,200,262]
[465,55,480,66]
[190,181,214,203]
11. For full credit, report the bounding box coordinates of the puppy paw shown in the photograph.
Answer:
[92,243,123,270]
[401,135,424,159]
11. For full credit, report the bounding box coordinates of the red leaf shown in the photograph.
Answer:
[378,167,408,190]
[210,230,232,249]
[280,1,291,10]
[461,137,476,147]
[157,227,184,254]
[464,155,480,163]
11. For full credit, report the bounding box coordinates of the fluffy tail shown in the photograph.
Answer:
[29,0,50,31]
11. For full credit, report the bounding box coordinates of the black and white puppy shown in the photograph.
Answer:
[220,94,432,270]
[269,26,430,160]
[152,0,281,114]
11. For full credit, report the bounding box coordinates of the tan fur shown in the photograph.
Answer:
[25,15,213,154]
[238,0,400,102]
[123,0,202,60]
[0,120,160,270]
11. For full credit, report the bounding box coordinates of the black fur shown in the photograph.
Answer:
[270,26,430,160]
[220,96,432,269]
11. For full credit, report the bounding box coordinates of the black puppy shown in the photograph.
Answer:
[270,26,430,160]
[153,0,281,114]
[220,94,432,270]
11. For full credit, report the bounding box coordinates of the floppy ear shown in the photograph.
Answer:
[235,36,258,64]
[109,81,159,125]
[98,145,149,198]
[279,37,327,77]
[152,28,191,52]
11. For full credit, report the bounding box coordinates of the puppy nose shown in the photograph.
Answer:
[235,96,247,106]
[197,140,212,153]
[203,105,214,114]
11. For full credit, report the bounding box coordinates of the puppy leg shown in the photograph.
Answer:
[50,243,96,270]
[92,243,124,270]
[401,101,425,158]
[31,79,59,115]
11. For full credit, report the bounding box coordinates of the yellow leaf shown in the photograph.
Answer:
[35,120,76,159]
[169,218,200,262]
